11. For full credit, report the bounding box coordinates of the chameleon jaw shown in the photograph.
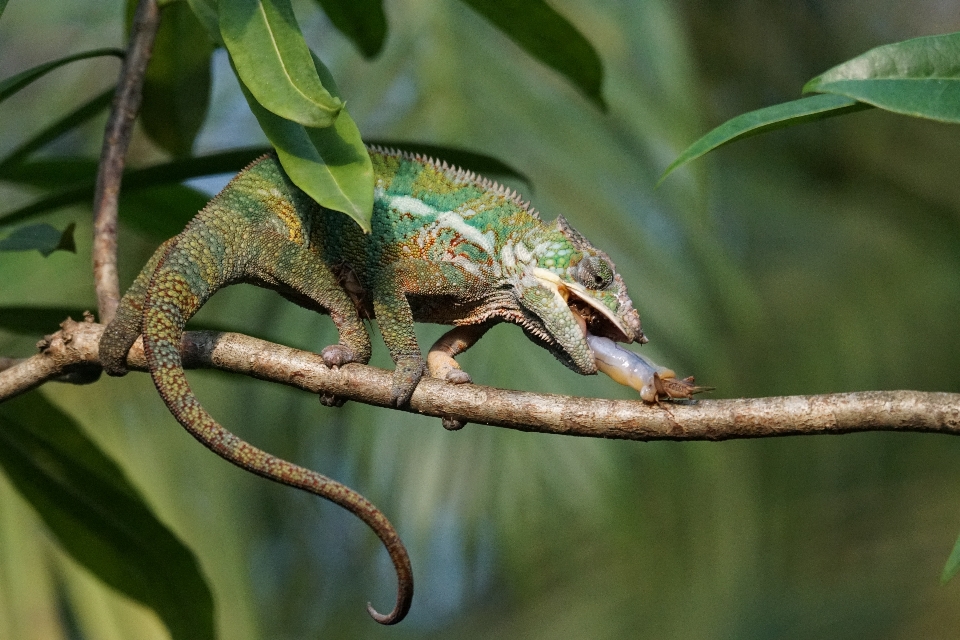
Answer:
[530,267,635,344]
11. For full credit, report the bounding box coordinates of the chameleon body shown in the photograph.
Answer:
[99,147,652,624]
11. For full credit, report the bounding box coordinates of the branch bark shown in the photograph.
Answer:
[92,0,160,326]
[2,318,959,440]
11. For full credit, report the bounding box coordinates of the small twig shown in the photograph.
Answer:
[92,0,159,325]
[2,320,959,441]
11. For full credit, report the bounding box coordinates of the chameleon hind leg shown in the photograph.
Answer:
[426,322,493,384]
[100,238,177,376]
[245,232,373,369]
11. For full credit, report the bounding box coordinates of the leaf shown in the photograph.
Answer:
[235,54,373,231]
[0,222,75,256]
[804,31,960,123]
[0,0,9,20]
[140,1,215,157]
[0,392,215,640]
[0,158,99,188]
[0,306,89,335]
[942,529,960,584]
[0,148,270,226]
[659,94,871,183]
[0,89,113,170]
[312,0,386,59]
[366,139,529,184]
[458,0,605,109]
[185,0,222,45]
[0,49,124,104]
[220,0,343,127]
[120,184,211,239]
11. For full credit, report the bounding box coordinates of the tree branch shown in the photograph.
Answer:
[92,0,160,326]
[2,319,959,440]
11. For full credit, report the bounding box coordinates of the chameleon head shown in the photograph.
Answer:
[513,215,645,375]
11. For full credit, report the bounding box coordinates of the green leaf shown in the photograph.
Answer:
[943,529,960,584]
[366,139,529,184]
[0,90,113,170]
[120,184,211,239]
[0,222,75,256]
[0,392,215,640]
[0,148,270,226]
[0,158,99,188]
[0,306,89,335]
[0,0,10,23]
[140,1,214,157]
[458,0,605,109]
[804,31,960,124]
[185,0,222,45]
[220,0,343,127]
[312,0,386,59]
[659,94,870,183]
[0,49,124,104]
[235,54,373,231]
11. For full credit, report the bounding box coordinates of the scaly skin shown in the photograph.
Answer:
[99,147,645,624]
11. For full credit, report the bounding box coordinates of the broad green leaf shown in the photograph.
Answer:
[140,1,214,157]
[804,32,960,123]
[366,139,529,184]
[0,158,98,188]
[0,148,270,226]
[0,89,113,170]
[0,392,215,640]
[220,0,343,127]
[120,184,211,239]
[942,529,960,584]
[185,0,222,45]
[0,49,124,103]
[0,222,75,256]
[659,94,870,182]
[458,0,605,110]
[235,54,373,231]
[312,0,386,59]
[0,306,89,335]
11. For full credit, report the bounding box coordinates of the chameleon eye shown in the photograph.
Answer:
[577,256,614,290]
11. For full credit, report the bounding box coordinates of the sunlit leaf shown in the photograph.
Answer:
[458,0,605,109]
[0,48,124,103]
[140,1,214,157]
[0,89,113,170]
[659,94,870,182]
[0,222,75,256]
[804,31,960,123]
[367,139,529,184]
[235,54,373,231]
[220,0,343,127]
[0,392,216,640]
[312,0,386,59]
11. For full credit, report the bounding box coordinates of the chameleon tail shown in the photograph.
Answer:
[141,281,413,624]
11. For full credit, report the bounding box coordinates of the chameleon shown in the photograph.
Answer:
[98,146,707,624]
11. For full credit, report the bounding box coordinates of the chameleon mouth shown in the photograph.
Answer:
[530,267,638,344]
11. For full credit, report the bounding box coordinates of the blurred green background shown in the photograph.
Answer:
[2,0,960,638]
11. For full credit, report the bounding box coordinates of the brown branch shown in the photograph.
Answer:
[2,319,959,440]
[92,0,160,326]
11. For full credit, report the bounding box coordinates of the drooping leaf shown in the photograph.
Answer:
[0,148,270,226]
[0,222,75,256]
[0,49,124,103]
[185,0,222,45]
[220,0,343,127]
[804,31,960,123]
[366,139,529,184]
[0,392,215,640]
[312,0,386,59]
[0,306,89,335]
[458,0,605,109]
[0,158,99,188]
[140,1,214,157]
[0,89,113,170]
[659,94,870,182]
[235,54,373,230]
[942,529,960,584]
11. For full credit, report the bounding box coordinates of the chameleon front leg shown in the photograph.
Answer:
[372,286,424,407]
[427,322,493,384]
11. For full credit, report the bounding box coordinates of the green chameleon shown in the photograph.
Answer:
[99,146,704,624]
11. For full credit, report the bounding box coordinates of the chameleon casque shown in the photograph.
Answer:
[99,146,705,624]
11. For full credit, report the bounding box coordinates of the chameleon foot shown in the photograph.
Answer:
[319,392,347,407]
[442,417,466,431]
[321,344,358,368]
[390,357,425,407]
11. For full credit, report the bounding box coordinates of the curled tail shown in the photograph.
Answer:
[141,272,413,625]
